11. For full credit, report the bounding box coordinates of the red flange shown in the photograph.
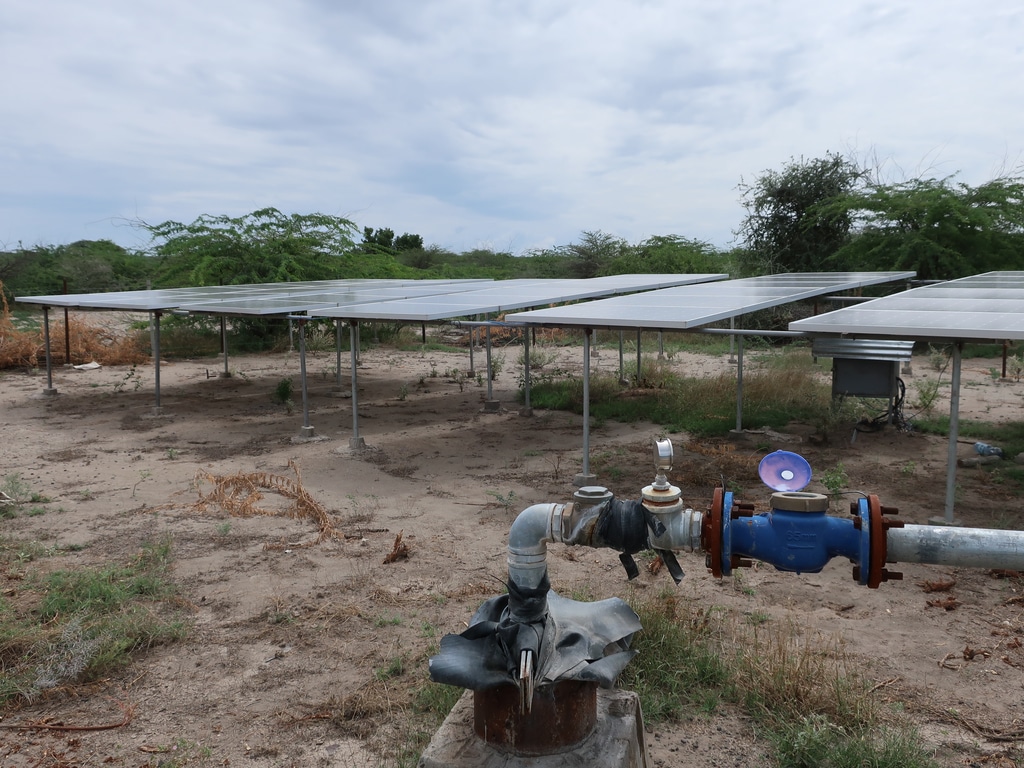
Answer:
[702,487,724,578]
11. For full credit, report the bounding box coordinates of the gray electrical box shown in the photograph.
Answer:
[811,339,915,408]
[831,357,898,398]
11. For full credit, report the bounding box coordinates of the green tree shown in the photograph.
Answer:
[143,208,378,287]
[563,230,629,278]
[736,153,864,275]
[3,240,153,300]
[604,235,726,275]
[394,233,424,252]
[825,176,1024,280]
[361,226,395,254]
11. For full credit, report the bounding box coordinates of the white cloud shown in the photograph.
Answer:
[2,0,1022,254]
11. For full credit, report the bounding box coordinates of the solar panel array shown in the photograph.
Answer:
[308,274,727,322]
[16,274,723,319]
[504,272,916,329]
[789,272,1024,341]
[15,279,493,312]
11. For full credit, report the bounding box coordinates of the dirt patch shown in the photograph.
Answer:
[1,339,1024,766]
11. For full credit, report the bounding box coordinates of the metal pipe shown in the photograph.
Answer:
[887,525,1024,571]
[618,331,624,382]
[62,280,71,366]
[220,316,229,376]
[298,319,311,431]
[735,334,744,432]
[335,320,343,388]
[350,321,360,442]
[153,310,162,412]
[581,329,592,479]
[523,328,532,410]
[635,329,641,383]
[485,325,493,401]
[42,306,55,392]
[943,343,963,523]
[647,507,702,553]
[507,503,566,590]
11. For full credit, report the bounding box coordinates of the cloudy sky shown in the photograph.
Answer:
[3,1,1022,255]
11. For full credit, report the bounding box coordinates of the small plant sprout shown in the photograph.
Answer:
[486,489,517,513]
[820,463,849,507]
[132,470,151,499]
[272,377,294,410]
[113,364,144,393]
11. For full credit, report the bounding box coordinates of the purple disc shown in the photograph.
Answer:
[757,450,812,492]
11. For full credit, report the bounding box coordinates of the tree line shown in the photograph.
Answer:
[4,154,1023,302]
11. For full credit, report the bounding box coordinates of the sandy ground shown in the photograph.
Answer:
[2,329,1024,767]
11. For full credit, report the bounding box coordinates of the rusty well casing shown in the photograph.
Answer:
[473,680,598,755]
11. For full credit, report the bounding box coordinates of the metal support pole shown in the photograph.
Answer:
[335,320,343,389]
[485,326,493,400]
[522,328,532,413]
[636,329,642,384]
[734,335,745,433]
[297,319,314,438]
[483,325,500,411]
[61,280,70,366]
[574,329,596,486]
[42,307,56,396]
[728,317,736,364]
[940,343,963,524]
[468,327,475,377]
[349,321,364,449]
[153,311,162,414]
[618,331,625,384]
[657,331,664,359]
[220,316,229,377]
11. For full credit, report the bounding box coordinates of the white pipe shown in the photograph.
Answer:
[888,524,1024,571]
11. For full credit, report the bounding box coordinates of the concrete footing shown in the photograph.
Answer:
[419,688,648,767]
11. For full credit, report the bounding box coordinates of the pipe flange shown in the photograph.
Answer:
[866,494,887,589]
[702,487,725,578]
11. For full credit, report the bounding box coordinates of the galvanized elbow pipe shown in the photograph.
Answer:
[507,503,567,591]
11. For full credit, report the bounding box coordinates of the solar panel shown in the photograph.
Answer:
[14,279,493,311]
[177,283,501,316]
[309,275,728,321]
[505,272,915,329]
[789,272,1024,340]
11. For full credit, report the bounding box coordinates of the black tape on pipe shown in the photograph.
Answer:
[566,497,669,580]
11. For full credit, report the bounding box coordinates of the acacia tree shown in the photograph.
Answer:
[736,153,864,275]
[142,208,383,287]
[563,230,629,278]
[825,176,1024,280]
